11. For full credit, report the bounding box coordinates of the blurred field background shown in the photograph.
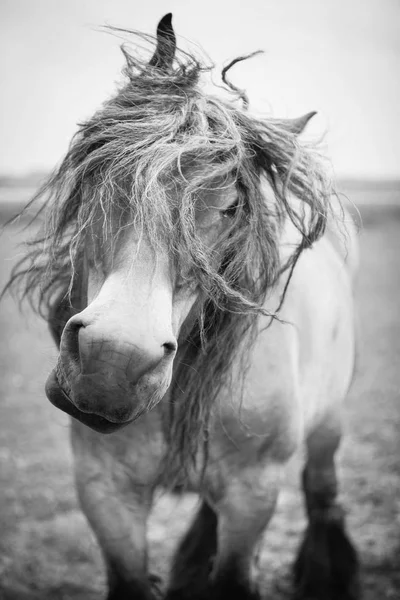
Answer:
[0,180,399,599]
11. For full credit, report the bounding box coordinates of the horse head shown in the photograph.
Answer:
[46,172,242,433]
[8,15,329,440]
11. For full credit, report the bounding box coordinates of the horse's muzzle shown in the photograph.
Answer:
[45,369,130,433]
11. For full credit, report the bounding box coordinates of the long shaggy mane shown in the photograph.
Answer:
[4,28,335,479]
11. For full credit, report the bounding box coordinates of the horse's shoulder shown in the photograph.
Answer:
[243,233,354,392]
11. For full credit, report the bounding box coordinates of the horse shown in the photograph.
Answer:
[5,13,361,600]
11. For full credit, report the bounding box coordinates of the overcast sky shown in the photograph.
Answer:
[1,0,399,178]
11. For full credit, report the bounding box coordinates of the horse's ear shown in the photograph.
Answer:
[149,13,176,71]
[276,111,317,135]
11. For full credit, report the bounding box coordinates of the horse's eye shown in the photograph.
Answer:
[221,201,238,219]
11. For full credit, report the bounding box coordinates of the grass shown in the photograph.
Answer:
[0,190,399,599]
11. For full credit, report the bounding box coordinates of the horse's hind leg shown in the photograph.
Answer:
[166,501,218,600]
[294,417,360,600]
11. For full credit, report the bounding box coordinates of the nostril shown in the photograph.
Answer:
[163,340,177,356]
[64,319,85,363]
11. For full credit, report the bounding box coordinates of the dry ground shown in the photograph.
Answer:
[0,191,399,599]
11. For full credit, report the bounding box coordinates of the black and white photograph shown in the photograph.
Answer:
[0,1,399,599]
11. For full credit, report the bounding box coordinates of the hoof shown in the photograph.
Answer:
[149,573,164,598]
[211,579,261,600]
[166,579,261,600]
[293,518,361,600]
[107,576,161,600]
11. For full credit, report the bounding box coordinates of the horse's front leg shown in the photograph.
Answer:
[208,459,283,600]
[71,421,159,600]
[166,456,287,600]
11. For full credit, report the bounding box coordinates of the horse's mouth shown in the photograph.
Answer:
[45,369,130,434]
